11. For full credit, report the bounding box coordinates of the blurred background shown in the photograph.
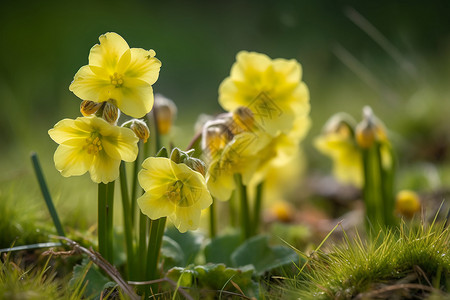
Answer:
[1,0,450,242]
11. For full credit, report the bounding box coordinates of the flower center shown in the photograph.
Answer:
[165,180,195,207]
[84,134,103,155]
[110,72,124,87]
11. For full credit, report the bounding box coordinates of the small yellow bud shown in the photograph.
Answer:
[80,100,103,117]
[129,119,150,143]
[102,102,120,125]
[395,190,421,219]
[153,94,177,135]
[355,106,387,149]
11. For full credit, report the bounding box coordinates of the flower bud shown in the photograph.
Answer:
[201,119,233,157]
[355,106,387,149]
[395,190,421,219]
[230,106,255,135]
[80,100,103,117]
[183,157,206,176]
[102,102,120,125]
[124,119,150,143]
[169,147,207,176]
[153,94,177,135]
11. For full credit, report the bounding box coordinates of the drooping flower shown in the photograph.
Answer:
[314,114,363,187]
[138,157,212,233]
[48,116,139,183]
[218,51,309,136]
[69,32,161,118]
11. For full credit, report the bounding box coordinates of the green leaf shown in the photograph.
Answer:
[204,231,241,266]
[231,235,299,276]
[69,257,111,299]
[167,263,258,297]
[164,226,203,266]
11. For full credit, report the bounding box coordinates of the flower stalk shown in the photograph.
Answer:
[235,174,252,240]
[98,181,115,263]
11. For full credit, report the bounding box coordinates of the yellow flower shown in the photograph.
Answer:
[218,51,309,136]
[314,118,363,187]
[206,131,270,201]
[69,32,161,118]
[48,116,139,183]
[138,157,212,233]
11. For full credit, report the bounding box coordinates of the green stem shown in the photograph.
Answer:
[130,143,141,226]
[138,210,147,279]
[30,152,65,237]
[362,146,383,235]
[146,217,167,282]
[98,181,115,263]
[377,143,396,227]
[119,162,134,279]
[98,183,108,260]
[106,181,115,263]
[235,174,251,240]
[209,200,216,238]
[252,181,264,236]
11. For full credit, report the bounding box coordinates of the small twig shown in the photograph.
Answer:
[51,235,139,300]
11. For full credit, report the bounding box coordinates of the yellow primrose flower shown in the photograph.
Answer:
[69,32,161,118]
[48,116,139,184]
[206,131,270,201]
[138,157,212,233]
[218,51,309,136]
[314,121,363,187]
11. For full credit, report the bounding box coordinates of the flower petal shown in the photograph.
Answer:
[102,127,138,162]
[69,65,114,103]
[49,119,89,145]
[138,192,175,220]
[139,157,176,191]
[89,151,121,183]
[88,32,130,72]
[171,204,202,233]
[54,145,92,177]
[116,78,154,118]
[124,48,161,85]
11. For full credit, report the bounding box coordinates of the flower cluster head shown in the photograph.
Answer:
[137,148,212,233]
[48,116,139,183]
[69,32,162,118]
[219,51,309,137]
[203,51,311,201]
[49,32,161,184]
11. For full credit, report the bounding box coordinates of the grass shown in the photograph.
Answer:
[0,252,88,300]
[276,219,450,299]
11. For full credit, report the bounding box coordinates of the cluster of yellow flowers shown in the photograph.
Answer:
[48,32,212,233]
[49,32,161,183]
[203,51,311,201]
